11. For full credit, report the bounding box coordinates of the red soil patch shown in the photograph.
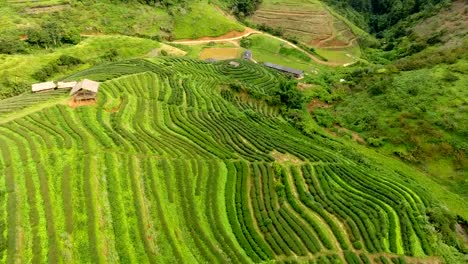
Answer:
[307,99,330,111]
[298,83,314,91]
[68,99,97,108]
[105,99,123,113]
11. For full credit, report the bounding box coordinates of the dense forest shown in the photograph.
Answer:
[321,0,450,32]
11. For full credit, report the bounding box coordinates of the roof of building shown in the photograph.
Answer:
[70,79,100,96]
[32,81,56,92]
[229,61,240,67]
[57,81,77,89]
[243,50,252,58]
[204,58,217,63]
[263,62,304,76]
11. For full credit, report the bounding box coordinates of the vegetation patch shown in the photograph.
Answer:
[199,47,240,60]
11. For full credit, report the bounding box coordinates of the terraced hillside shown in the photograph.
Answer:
[249,0,357,48]
[0,58,453,263]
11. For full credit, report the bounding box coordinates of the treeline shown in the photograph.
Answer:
[322,0,450,33]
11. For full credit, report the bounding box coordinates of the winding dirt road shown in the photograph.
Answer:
[169,28,352,66]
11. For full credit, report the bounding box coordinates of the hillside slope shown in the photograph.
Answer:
[0,58,465,263]
[1,0,244,40]
[248,0,358,48]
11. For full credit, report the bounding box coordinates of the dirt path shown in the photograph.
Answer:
[80,27,355,66]
[262,33,345,66]
[170,28,349,66]
[170,28,260,44]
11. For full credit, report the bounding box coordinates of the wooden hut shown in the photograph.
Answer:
[229,61,240,67]
[70,79,99,101]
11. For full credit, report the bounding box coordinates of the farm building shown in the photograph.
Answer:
[57,81,77,89]
[70,79,100,101]
[263,62,304,79]
[242,50,253,60]
[32,81,57,93]
[204,58,217,63]
[229,61,240,67]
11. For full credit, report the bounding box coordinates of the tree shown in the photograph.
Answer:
[276,79,304,109]
[230,0,262,17]
[0,33,26,54]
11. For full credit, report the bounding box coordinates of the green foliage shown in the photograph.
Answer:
[26,22,81,48]
[229,0,262,17]
[319,62,468,200]
[322,0,449,33]
[276,79,304,109]
[0,31,27,54]
[32,55,84,81]
[313,109,334,128]
[0,57,465,263]
[240,37,252,49]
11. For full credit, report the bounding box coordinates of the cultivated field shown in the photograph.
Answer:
[249,0,356,48]
[199,48,240,60]
[0,58,450,263]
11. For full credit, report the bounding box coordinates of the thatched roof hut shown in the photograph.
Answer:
[70,79,100,101]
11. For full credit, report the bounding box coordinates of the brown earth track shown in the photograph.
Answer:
[255,10,327,16]
[24,4,70,14]
[173,27,258,42]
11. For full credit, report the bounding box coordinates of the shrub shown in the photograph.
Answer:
[0,33,27,54]
[313,109,334,128]
[57,55,83,66]
[441,71,459,82]
[240,37,252,48]
[367,137,385,147]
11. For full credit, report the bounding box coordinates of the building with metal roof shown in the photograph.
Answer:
[242,50,253,60]
[263,62,304,78]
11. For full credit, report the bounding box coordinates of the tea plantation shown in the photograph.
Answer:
[0,58,454,263]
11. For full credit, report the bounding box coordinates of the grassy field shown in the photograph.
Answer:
[0,57,464,263]
[315,46,362,64]
[0,35,164,98]
[172,1,244,39]
[0,0,242,40]
[199,48,240,60]
[245,34,324,72]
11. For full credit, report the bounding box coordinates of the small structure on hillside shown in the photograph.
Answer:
[32,81,57,93]
[57,81,77,89]
[229,61,240,67]
[205,58,217,63]
[70,79,100,101]
[263,62,304,79]
[242,50,253,60]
